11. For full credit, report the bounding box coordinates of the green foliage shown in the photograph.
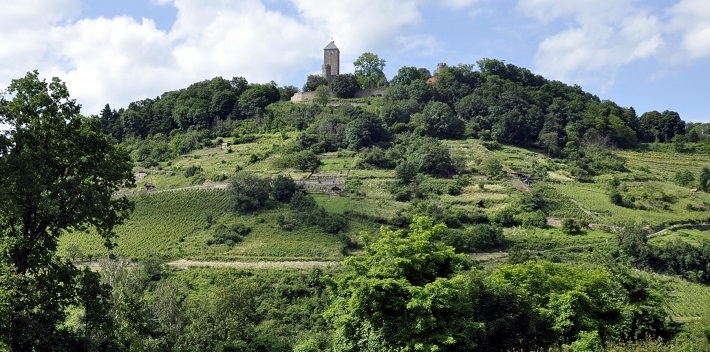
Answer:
[344,111,389,150]
[208,224,252,246]
[279,193,348,234]
[479,156,504,178]
[292,149,323,175]
[561,218,587,235]
[303,74,328,92]
[239,83,280,118]
[270,175,298,203]
[699,167,710,192]
[413,101,465,139]
[330,73,359,98]
[673,169,695,187]
[313,85,331,106]
[227,172,273,213]
[183,165,202,178]
[356,146,395,169]
[326,216,480,351]
[353,52,387,89]
[440,224,506,252]
[0,71,135,350]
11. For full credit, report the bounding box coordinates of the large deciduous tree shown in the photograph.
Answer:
[303,74,329,92]
[354,52,387,89]
[325,216,482,351]
[0,71,134,350]
[330,73,359,98]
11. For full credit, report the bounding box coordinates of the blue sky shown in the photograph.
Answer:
[1,0,709,122]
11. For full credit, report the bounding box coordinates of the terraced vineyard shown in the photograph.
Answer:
[60,189,347,261]
[667,278,710,322]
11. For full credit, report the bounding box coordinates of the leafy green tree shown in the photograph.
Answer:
[0,71,134,350]
[293,149,323,176]
[486,261,622,348]
[354,52,387,89]
[673,169,695,187]
[303,74,328,92]
[414,101,465,139]
[616,224,652,266]
[390,66,431,86]
[238,83,280,118]
[278,85,299,101]
[330,73,360,98]
[270,175,298,203]
[479,156,503,179]
[412,138,456,177]
[699,167,710,192]
[639,110,685,142]
[344,112,388,150]
[395,160,418,184]
[325,216,482,351]
[227,172,272,213]
[313,85,331,106]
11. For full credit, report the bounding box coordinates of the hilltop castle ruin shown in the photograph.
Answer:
[322,40,340,84]
[290,40,386,103]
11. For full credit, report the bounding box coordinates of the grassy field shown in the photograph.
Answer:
[59,190,347,262]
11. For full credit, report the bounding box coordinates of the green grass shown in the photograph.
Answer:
[650,227,710,246]
[666,277,710,322]
[550,182,710,226]
[59,190,347,262]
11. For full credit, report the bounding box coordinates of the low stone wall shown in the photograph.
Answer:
[290,87,387,103]
[353,88,386,98]
[290,92,314,102]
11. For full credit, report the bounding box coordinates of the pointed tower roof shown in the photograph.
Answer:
[324,40,338,50]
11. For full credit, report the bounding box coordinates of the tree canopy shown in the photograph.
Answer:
[0,71,134,350]
[354,52,387,89]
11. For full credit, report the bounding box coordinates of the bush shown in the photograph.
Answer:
[282,193,348,233]
[184,165,202,178]
[519,210,547,228]
[561,218,587,235]
[441,224,505,252]
[270,175,298,203]
[207,224,252,246]
[492,208,520,227]
[227,172,272,213]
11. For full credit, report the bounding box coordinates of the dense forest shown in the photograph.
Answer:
[98,58,705,166]
[3,58,710,351]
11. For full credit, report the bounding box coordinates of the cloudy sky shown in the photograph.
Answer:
[1,0,709,122]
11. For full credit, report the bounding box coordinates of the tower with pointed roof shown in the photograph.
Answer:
[322,40,340,84]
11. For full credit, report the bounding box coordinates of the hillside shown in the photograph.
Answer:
[54,60,710,350]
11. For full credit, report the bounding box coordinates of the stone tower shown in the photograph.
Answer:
[322,40,340,84]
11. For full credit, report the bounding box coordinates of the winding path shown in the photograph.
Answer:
[166,259,340,269]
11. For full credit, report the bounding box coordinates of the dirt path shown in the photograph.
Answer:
[166,259,341,269]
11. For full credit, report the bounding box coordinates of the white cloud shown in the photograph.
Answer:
[517,0,663,90]
[667,0,710,59]
[439,0,480,10]
[290,0,421,67]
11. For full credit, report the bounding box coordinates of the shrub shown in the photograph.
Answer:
[520,210,547,228]
[207,224,252,246]
[270,175,298,203]
[227,172,272,213]
[441,224,505,252]
[184,165,202,178]
[492,207,520,227]
[561,218,585,235]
